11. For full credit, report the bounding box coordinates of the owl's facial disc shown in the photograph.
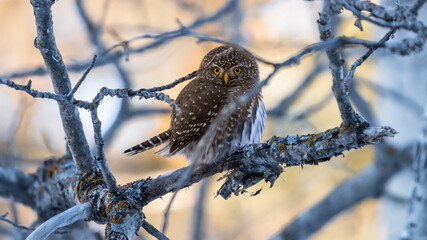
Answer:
[211,64,244,85]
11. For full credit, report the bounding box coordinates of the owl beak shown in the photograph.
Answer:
[223,72,230,85]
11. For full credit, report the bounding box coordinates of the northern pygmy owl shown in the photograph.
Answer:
[124,45,266,164]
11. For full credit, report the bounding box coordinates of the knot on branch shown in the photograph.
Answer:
[75,170,147,237]
[74,169,109,223]
[104,196,144,240]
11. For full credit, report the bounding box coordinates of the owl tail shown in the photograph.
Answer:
[124,129,171,156]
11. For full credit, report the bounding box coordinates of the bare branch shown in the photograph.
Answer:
[270,144,408,240]
[67,54,97,97]
[344,29,396,84]
[141,220,170,240]
[318,0,359,126]
[289,93,333,121]
[74,87,177,111]
[0,78,64,101]
[411,0,427,14]
[349,80,377,124]
[26,202,91,240]
[103,0,239,55]
[0,167,36,208]
[192,180,209,240]
[0,213,69,235]
[401,107,427,240]
[358,79,424,117]
[90,107,118,194]
[1,213,33,232]
[144,71,197,92]
[30,0,96,174]
[268,63,327,117]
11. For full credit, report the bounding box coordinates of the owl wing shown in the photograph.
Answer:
[167,79,229,155]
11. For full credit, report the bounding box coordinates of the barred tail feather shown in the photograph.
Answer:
[124,130,171,156]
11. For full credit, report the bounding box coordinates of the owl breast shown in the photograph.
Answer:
[158,77,266,164]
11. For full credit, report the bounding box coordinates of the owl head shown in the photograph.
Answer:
[198,45,259,86]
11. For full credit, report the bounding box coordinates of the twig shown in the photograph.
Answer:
[344,29,396,84]
[142,220,170,240]
[341,0,426,33]
[75,0,135,156]
[26,202,91,240]
[0,213,69,235]
[289,93,333,121]
[161,165,193,233]
[67,54,97,97]
[268,62,327,117]
[1,213,32,231]
[192,179,209,240]
[102,0,239,55]
[358,79,424,117]
[145,71,197,92]
[5,97,28,166]
[74,87,177,111]
[3,0,238,79]
[349,80,377,124]
[99,0,112,35]
[90,107,118,194]
[0,78,64,101]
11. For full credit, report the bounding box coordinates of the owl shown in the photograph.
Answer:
[124,45,266,164]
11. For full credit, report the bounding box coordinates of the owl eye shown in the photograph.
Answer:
[213,67,221,75]
[234,67,242,74]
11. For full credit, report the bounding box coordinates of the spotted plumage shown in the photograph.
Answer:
[124,45,266,163]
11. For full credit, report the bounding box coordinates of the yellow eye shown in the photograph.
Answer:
[234,67,242,74]
[213,67,220,75]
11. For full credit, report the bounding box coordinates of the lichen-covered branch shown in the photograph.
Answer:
[124,123,396,203]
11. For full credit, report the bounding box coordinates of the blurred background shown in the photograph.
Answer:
[0,0,426,239]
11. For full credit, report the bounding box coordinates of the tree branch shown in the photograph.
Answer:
[401,107,427,240]
[125,123,396,204]
[30,0,96,174]
[318,0,359,126]
[270,144,408,240]
[0,213,69,235]
[141,220,170,240]
[26,202,91,240]
[0,167,36,209]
